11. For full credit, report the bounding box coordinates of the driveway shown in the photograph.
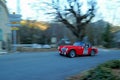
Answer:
[0,48,120,80]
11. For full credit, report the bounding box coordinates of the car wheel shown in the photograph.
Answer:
[69,50,76,58]
[90,50,95,56]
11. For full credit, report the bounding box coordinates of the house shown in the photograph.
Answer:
[0,0,11,51]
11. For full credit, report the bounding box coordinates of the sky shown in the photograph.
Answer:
[6,0,52,21]
[6,0,37,20]
[97,0,120,25]
[6,0,120,25]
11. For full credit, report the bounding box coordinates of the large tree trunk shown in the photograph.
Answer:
[75,28,86,41]
[62,22,87,41]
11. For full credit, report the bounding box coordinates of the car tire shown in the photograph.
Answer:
[90,50,95,56]
[69,50,76,58]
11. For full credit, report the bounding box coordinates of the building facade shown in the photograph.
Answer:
[0,0,11,51]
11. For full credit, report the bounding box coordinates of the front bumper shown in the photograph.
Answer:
[59,47,69,56]
[59,51,67,55]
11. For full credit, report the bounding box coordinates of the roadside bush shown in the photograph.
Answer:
[80,60,120,80]
[98,60,120,69]
[81,67,116,80]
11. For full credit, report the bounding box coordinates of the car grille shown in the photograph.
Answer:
[62,48,67,52]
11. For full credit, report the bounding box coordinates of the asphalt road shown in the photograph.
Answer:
[0,48,120,80]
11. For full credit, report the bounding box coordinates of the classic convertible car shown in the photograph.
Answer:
[58,42,98,58]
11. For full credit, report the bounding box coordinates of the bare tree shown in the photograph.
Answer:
[46,0,96,41]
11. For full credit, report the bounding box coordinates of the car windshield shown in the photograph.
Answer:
[73,42,85,46]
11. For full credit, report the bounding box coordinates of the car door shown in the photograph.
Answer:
[76,46,84,55]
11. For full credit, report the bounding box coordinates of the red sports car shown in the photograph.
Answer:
[58,42,98,58]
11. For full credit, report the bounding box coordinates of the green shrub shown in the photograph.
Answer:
[80,60,120,80]
[98,60,120,69]
[81,67,116,80]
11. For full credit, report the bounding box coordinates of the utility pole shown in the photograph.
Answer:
[9,0,21,52]
[17,0,21,14]
[12,0,21,52]
[9,12,21,52]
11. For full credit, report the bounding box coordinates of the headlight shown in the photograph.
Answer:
[58,46,60,50]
